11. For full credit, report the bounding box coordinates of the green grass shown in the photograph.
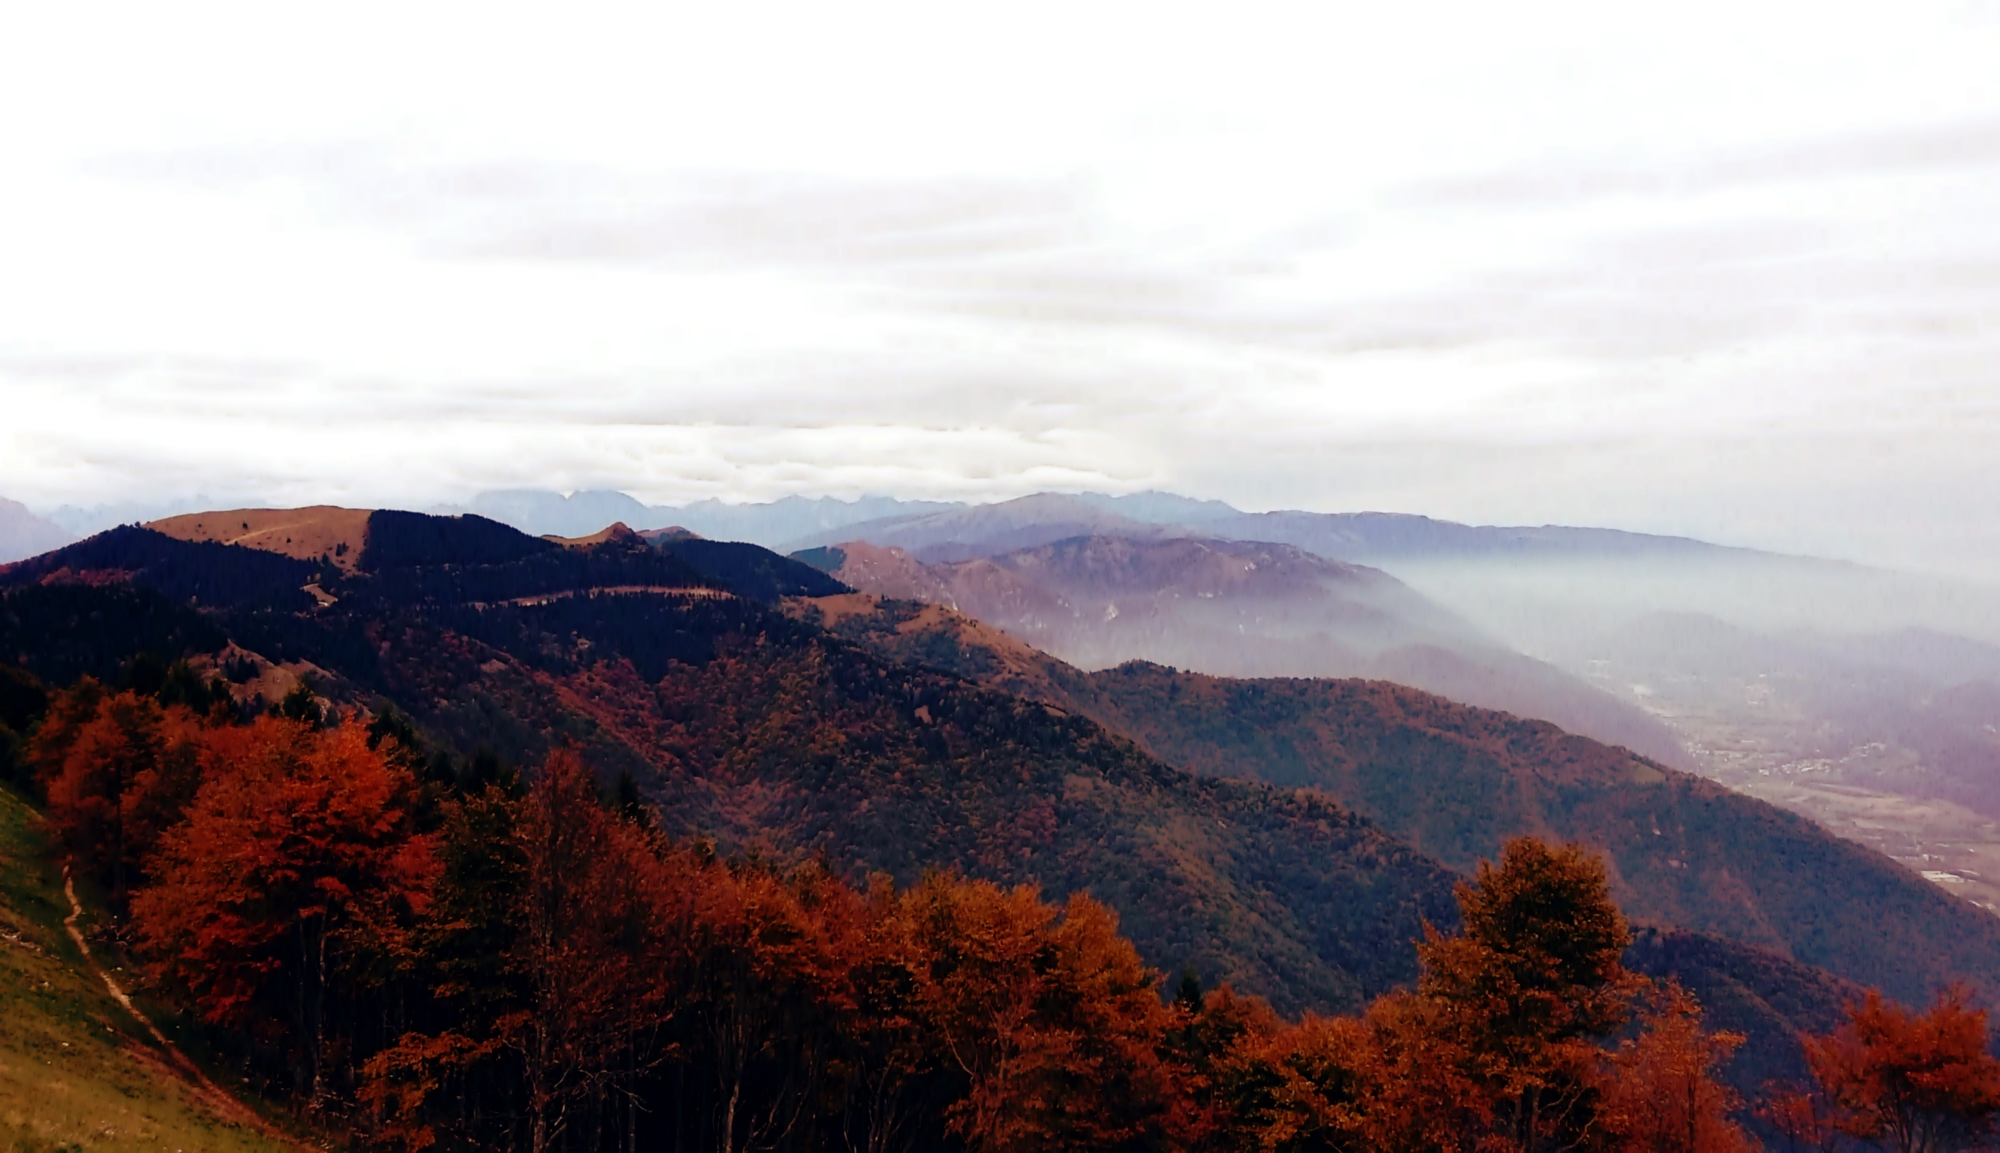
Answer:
[0,786,291,1153]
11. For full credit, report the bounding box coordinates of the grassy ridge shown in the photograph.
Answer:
[0,787,286,1153]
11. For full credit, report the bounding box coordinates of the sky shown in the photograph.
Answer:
[2,2,1998,580]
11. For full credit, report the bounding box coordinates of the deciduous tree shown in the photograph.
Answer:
[1793,986,2000,1153]
[1414,837,1640,1153]
[131,716,435,1106]
[1601,981,1753,1153]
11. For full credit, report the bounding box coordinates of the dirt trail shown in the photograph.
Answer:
[61,869,300,1143]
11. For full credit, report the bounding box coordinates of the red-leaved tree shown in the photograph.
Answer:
[131,715,436,1107]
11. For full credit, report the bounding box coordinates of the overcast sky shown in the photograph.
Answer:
[2,2,1998,578]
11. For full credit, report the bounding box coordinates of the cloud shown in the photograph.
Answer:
[12,2,2000,585]
[1394,118,2000,210]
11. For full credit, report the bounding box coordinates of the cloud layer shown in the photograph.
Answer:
[2,1,1998,579]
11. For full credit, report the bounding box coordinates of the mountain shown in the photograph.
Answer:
[815,536,1692,768]
[1201,510,1746,563]
[0,513,1465,1015]
[636,528,850,601]
[442,489,659,538]
[434,490,962,548]
[775,494,1781,567]
[1622,926,1864,1103]
[8,507,1984,1108]
[42,496,222,539]
[0,498,74,564]
[788,493,1187,561]
[1070,490,1243,525]
[149,504,373,569]
[800,594,2000,1011]
[669,494,962,547]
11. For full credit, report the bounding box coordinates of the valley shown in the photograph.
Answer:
[1579,658,2000,912]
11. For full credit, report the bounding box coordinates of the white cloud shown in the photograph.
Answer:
[1,0,1998,578]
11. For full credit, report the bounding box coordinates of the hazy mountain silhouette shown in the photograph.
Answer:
[0,498,74,564]
[433,489,960,546]
[816,536,1692,768]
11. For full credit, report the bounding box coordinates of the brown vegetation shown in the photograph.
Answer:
[148,506,372,572]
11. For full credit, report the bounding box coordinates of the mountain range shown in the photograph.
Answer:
[809,535,1691,767]
[7,505,2000,1111]
[10,488,2000,814]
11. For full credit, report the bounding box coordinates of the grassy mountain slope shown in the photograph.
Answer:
[0,787,290,1152]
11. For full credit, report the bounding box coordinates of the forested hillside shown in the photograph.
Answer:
[806,595,2000,1012]
[10,513,2000,1148]
[0,519,1459,1014]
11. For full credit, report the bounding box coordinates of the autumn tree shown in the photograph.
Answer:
[131,715,436,1107]
[1600,981,1754,1153]
[507,749,679,1153]
[894,876,1178,1153]
[361,781,530,1148]
[366,748,680,1153]
[1414,837,1640,1153]
[1770,986,2000,1153]
[34,685,204,910]
[1220,1012,1380,1153]
[677,857,859,1153]
[1162,978,1285,1150]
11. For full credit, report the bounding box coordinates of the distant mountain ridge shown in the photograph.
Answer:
[430,488,1804,564]
[427,490,962,546]
[0,498,75,564]
[819,536,1694,768]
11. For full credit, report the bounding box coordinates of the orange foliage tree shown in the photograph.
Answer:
[32,683,205,909]
[892,875,1179,1153]
[1414,837,1642,1152]
[1766,985,2000,1153]
[679,856,860,1153]
[130,715,436,1106]
[24,679,1798,1153]
[507,749,680,1153]
[365,750,683,1153]
[1600,981,1754,1153]
[1178,836,1753,1153]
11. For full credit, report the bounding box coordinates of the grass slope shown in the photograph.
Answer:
[0,787,288,1153]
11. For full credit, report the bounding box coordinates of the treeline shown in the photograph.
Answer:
[12,670,2000,1152]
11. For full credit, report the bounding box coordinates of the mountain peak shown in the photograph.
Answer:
[147,505,371,571]
[546,521,643,547]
